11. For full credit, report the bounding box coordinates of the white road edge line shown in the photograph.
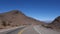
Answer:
[33,26,41,34]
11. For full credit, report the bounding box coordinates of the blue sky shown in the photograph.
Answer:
[0,0,60,21]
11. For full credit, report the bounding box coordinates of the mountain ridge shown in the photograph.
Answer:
[0,10,44,29]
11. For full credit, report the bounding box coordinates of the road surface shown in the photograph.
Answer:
[21,26,39,34]
[7,26,39,34]
[0,25,60,34]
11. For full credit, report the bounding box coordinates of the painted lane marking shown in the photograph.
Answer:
[18,29,25,34]
[18,27,28,34]
[33,26,41,34]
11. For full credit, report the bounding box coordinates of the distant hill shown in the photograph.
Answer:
[49,16,60,29]
[42,16,60,30]
[0,10,44,29]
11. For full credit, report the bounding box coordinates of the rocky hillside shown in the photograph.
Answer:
[42,16,60,30]
[49,16,60,29]
[0,10,43,29]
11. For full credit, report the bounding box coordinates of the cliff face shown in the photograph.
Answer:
[0,10,43,29]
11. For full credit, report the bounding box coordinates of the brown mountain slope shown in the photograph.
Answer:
[0,10,44,29]
[49,16,60,29]
[42,16,60,30]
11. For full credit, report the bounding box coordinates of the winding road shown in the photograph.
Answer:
[7,25,39,34]
[0,25,60,34]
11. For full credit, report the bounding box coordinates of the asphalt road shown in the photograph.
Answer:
[1,25,60,34]
[6,27,25,34]
[6,26,39,34]
[0,26,25,34]
[21,26,39,34]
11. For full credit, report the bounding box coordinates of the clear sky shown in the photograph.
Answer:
[0,0,60,21]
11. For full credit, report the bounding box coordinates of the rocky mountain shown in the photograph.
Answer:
[49,16,60,29]
[42,16,60,30]
[0,10,43,29]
